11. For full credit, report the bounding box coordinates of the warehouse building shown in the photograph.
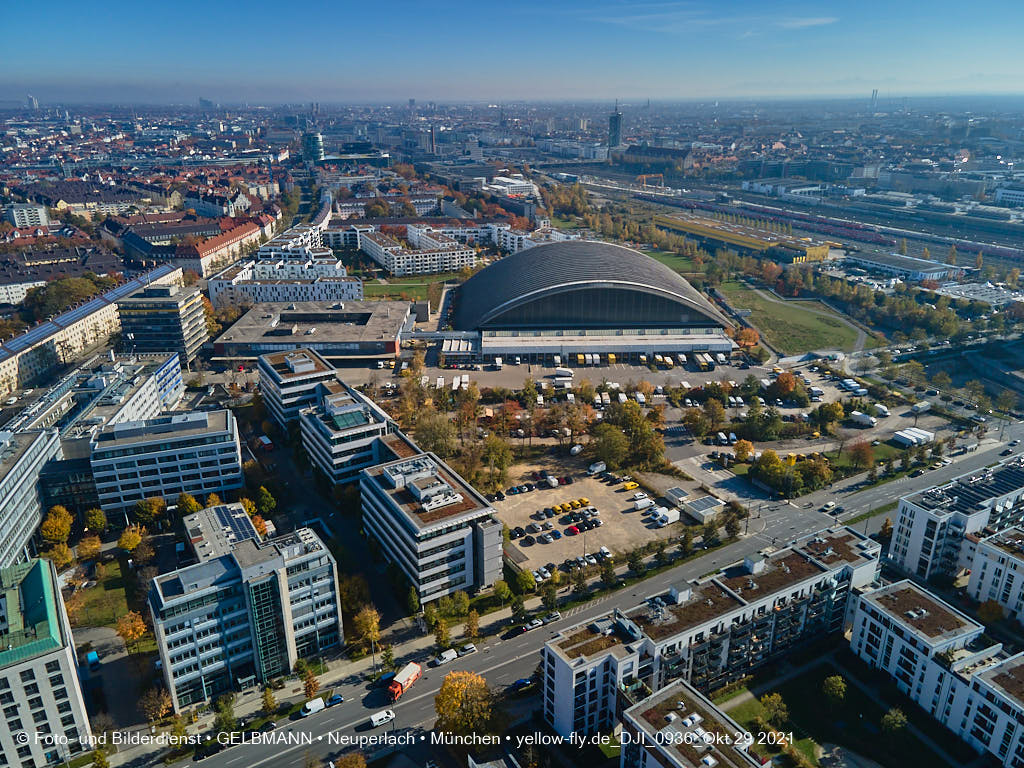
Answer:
[843,252,964,282]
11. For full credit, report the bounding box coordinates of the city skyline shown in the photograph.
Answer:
[4,0,1024,104]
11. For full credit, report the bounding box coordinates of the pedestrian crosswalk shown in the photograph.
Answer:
[564,592,615,618]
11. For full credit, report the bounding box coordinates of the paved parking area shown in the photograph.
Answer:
[494,459,683,571]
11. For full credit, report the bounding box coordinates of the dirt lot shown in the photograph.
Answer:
[494,456,683,571]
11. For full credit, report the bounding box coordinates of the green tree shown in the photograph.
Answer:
[414,411,458,458]
[84,507,107,534]
[822,675,846,708]
[91,750,110,768]
[978,600,1004,624]
[133,497,166,525]
[381,645,395,671]
[213,694,237,734]
[541,581,558,610]
[600,558,617,587]
[406,585,420,615]
[493,580,512,606]
[590,423,630,470]
[434,618,451,650]
[515,569,536,594]
[881,707,907,736]
[725,516,741,539]
[256,486,277,517]
[760,692,788,726]
[481,433,514,486]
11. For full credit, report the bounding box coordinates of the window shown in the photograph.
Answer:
[19,670,34,682]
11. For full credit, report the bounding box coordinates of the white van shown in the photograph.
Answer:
[433,649,458,666]
[300,697,325,717]
[634,497,654,511]
[370,709,395,728]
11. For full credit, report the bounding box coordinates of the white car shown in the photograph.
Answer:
[370,709,395,728]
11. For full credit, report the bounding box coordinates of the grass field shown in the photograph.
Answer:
[71,560,129,628]
[363,282,430,300]
[717,281,862,355]
[643,249,698,273]
[727,662,962,768]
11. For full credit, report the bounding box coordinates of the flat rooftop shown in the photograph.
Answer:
[865,581,979,642]
[796,529,879,569]
[0,429,47,477]
[93,409,230,449]
[846,251,955,273]
[62,355,177,438]
[0,560,63,669]
[625,679,760,768]
[362,452,493,531]
[985,527,1024,561]
[980,654,1024,708]
[259,348,334,383]
[629,581,744,640]
[906,455,1024,517]
[215,300,410,349]
[656,211,829,253]
[553,611,645,661]
[720,551,824,597]
[184,503,260,562]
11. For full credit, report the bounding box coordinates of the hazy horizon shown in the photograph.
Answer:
[4,0,1024,106]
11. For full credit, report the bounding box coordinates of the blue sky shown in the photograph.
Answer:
[3,0,1022,104]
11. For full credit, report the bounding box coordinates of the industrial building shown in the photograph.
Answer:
[0,559,94,765]
[150,507,342,711]
[212,300,412,362]
[542,527,880,738]
[843,252,964,282]
[654,212,831,263]
[450,241,732,363]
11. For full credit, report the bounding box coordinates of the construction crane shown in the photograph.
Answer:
[636,173,664,188]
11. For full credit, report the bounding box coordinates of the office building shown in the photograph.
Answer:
[609,106,622,148]
[0,430,63,567]
[4,204,50,228]
[620,679,760,768]
[150,508,342,712]
[212,300,411,362]
[849,580,1024,768]
[542,527,881,738]
[360,452,503,604]
[0,559,93,766]
[889,455,1024,581]
[300,381,397,485]
[0,264,181,399]
[117,283,208,364]
[258,348,340,427]
[302,132,325,164]
[89,410,243,517]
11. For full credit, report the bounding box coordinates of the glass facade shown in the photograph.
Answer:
[480,287,712,330]
[248,578,288,679]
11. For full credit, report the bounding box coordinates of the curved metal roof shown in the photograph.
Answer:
[454,240,730,330]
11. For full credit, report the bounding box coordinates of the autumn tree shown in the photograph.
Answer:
[43,543,73,570]
[176,492,202,516]
[353,605,382,670]
[333,756,367,768]
[434,618,451,650]
[40,506,73,545]
[434,671,493,736]
[735,327,759,348]
[849,440,874,470]
[77,535,102,561]
[133,497,166,525]
[261,686,278,716]
[205,493,222,508]
[117,524,145,552]
[734,439,754,462]
[302,666,320,699]
[465,609,480,640]
[140,687,172,723]
[116,610,147,653]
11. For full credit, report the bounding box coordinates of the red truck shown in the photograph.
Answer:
[388,662,422,701]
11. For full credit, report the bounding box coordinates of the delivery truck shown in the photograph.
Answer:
[657,508,680,527]
[388,662,422,701]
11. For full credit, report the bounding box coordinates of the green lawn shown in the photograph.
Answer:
[727,663,961,768]
[363,282,430,300]
[717,281,862,355]
[643,249,697,273]
[551,214,582,230]
[72,560,129,628]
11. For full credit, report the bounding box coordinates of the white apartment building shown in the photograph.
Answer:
[89,410,243,517]
[207,259,363,309]
[890,456,1024,581]
[850,580,1024,768]
[323,220,511,252]
[497,225,579,254]
[299,382,397,485]
[0,430,63,568]
[0,278,47,305]
[357,229,477,277]
[360,452,503,604]
[258,348,341,427]
[965,527,1024,619]
[543,527,881,737]
[0,559,94,767]
[620,679,760,768]
[151,510,342,712]
[4,203,50,228]
[485,175,538,197]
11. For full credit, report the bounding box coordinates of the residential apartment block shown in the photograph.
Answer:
[0,430,63,568]
[358,227,477,276]
[360,452,503,604]
[207,259,362,309]
[89,410,243,517]
[0,559,93,766]
[850,580,1024,768]
[964,527,1024,621]
[4,204,49,228]
[150,506,342,712]
[117,283,208,364]
[542,527,881,737]
[620,678,760,768]
[890,456,1024,581]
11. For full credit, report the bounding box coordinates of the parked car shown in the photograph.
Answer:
[457,643,477,657]
[524,619,543,631]
[326,693,344,707]
[542,611,562,624]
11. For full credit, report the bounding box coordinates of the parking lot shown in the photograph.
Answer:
[493,458,684,573]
